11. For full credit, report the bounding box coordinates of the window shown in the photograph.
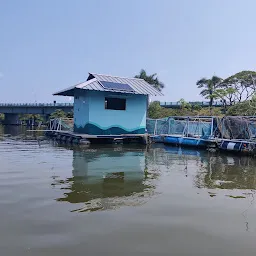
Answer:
[105,97,126,110]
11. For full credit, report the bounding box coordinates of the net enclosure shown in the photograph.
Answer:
[146,117,212,137]
[214,116,256,140]
[146,116,256,140]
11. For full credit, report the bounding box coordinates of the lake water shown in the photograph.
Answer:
[1,125,256,255]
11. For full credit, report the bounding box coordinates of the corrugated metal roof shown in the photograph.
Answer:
[53,73,163,96]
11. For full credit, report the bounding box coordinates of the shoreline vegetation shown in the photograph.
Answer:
[144,69,256,119]
[1,69,256,125]
[0,110,73,125]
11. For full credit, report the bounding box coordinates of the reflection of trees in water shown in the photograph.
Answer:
[52,146,160,212]
[52,144,256,213]
[188,151,256,233]
[147,145,204,178]
[195,155,256,189]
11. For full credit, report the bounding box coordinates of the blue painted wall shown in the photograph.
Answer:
[74,89,147,135]
[73,89,89,129]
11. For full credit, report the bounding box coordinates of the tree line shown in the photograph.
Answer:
[135,69,256,118]
[196,71,256,114]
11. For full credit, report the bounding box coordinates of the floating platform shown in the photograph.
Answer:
[45,130,150,145]
[163,135,215,148]
[218,139,256,155]
[151,134,216,149]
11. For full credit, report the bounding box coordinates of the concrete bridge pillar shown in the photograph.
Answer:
[4,113,20,125]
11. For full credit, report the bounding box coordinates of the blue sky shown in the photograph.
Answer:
[0,0,256,103]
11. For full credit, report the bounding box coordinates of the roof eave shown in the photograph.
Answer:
[53,89,75,96]
[148,91,164,97]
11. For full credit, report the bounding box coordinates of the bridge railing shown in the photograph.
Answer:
[0,103,73,107]
[160,101,223,107]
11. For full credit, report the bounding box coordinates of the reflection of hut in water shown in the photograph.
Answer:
[195,155,256,189]
[53,147,156,212]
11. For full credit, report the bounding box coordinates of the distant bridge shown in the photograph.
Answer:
[160,101,223,108]
[0,103,73,125]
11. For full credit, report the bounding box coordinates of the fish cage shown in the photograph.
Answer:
[213,116,256,140]
[146,116,213,138]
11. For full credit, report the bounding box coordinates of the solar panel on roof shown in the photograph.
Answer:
[100,81,135,92]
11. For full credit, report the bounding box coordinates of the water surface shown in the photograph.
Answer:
[1,125,256,255]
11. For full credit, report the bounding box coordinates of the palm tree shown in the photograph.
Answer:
[135,69,164,92]
[196,76,222,115]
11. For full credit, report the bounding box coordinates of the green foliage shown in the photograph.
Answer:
[222,70,256,85]
[20,114,44,122]
[195,71,256,115]
[227,95,256,116]
[147,101,218,119]
[196,76,223,115]
[148,101,175,119]
[192,104,202,112]
[35,115,44,122]
[66,111,74,118]
[226,102,249,115]
[0,113,4,121]
[50,109,67,119]
[146,70,256,118]
[135,69,164,92]
[220,70,256,103]
[147,101,162,118]
[198,107,223,116]
[196,76,223,113]
[19,110,70,123]
[178,98,191,110]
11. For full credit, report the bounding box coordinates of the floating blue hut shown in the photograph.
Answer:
[54,73,162,135]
